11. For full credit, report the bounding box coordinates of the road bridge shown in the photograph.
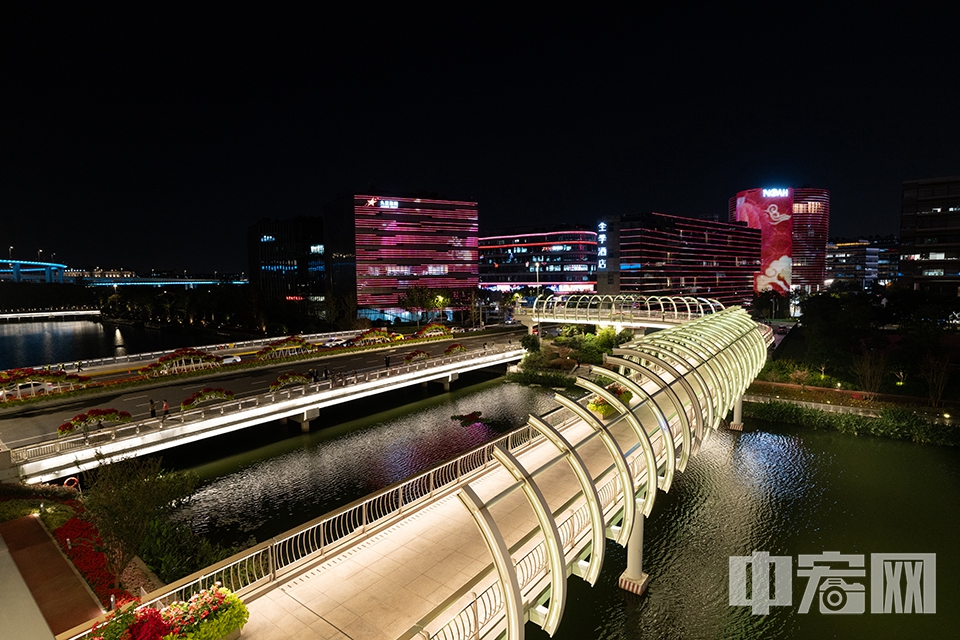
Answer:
[2,345,524,483]
[61,306,767,640]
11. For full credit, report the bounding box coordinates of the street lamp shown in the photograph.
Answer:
[38,249,43,261]
[8,246,12,260]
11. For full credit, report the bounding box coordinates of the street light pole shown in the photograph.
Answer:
[8,246,12,260]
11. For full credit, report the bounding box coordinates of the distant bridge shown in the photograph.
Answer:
[519,293,731,332]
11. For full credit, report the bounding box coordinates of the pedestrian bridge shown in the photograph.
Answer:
[4,345,525,484]
[516,293,728,332]
[62,306,767,640]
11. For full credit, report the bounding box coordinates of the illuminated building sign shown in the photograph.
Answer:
[260,235,275,242]
[735,188,793,294]
[597,221,607,271]
[379,199,399,209]
[762,188,790,198]
[310,244,324,254]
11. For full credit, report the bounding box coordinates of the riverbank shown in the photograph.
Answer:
[743,397,960,446]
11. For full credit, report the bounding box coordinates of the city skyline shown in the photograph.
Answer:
[3,5,959,274]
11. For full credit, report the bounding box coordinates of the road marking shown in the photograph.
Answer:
[125,395,148,401]
[183,384,209,390]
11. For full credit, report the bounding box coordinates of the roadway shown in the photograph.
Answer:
[0,329,526,450]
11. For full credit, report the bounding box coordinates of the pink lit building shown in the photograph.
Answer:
[324,194,479,320]
[728,187,830,293]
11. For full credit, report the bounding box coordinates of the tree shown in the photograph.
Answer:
[849,347,887,401]
[83,455,198,589]
[398,285,432,327]
[520,334,540,352]
[919,354,951,408]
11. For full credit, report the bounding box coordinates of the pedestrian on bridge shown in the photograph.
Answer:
[162,399,169,421]
[149,399,156,418]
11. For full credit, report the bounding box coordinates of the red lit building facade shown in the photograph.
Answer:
[728,187,830,293]
[324,195,478,320]
[479,226,597,293]
[597,212,761,308]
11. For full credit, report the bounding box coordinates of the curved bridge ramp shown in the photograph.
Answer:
[63,308,766,640]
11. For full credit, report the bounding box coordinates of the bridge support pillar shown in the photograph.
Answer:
[442,372,458,391]
[619,507,650,596]
[730,395,743,431]
[289,408,320,432]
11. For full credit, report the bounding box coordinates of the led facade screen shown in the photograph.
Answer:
[353,195,478,307]
[734,188,793,294]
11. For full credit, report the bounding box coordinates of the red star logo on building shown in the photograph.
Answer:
[366,197,378,207]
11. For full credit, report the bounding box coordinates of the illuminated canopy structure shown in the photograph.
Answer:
[516,293,726,332]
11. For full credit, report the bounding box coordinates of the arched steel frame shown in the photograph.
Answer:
[531,294,725,326]
[604,356,692,481]
[590,364,677,491]
[551,394,636,547]
[613,347,705,462]
[527,415,606,586]
[452,307,767,640]
[575,377,660,517]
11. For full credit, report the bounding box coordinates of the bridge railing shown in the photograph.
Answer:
[32,330,363,372]
[62,400,584,640]
[12,344,524,465]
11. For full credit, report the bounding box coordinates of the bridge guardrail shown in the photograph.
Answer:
[33,330,363,372]
[13,344,524,466]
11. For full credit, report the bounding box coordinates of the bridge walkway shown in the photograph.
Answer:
[240,391,673,640]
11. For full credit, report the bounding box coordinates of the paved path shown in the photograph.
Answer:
[0,515,102,638]
[238,402,662,640]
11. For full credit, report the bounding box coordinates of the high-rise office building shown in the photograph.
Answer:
[247,217,326,308]
[324,194,478,320]
[479,226,597,293]
[825,240,879,289]
[899,176,960,294]
[597,212,761,308]
[728,187,830,293]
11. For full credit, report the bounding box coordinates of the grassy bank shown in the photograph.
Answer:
[743,400,960,446]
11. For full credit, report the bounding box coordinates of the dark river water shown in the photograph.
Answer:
[6,322,958,638]
[0,319,232,369]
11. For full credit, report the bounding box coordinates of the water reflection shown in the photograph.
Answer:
[0,319,229,369]
[171,380,558,544]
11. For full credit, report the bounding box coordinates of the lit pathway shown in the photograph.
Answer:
[240,398,664,640]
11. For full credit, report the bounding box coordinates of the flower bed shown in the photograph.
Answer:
[404,350,431,363]
[255,335,319,360]
[415,322,451,338]
[269,372,311,391]
[348,327,404,347]
[89,582,249,640]
[587,382,633,418]
[140,348,221,377]
[444,343,467,356]
[53,514,134,608]
[58,408,132,437]
[180,387,235,411]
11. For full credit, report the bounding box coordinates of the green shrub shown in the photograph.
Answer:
[139,517,241,584]
[504,370,577,388]
[743,400,959,446]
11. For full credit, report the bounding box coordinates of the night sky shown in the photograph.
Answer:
[3,5,959,275]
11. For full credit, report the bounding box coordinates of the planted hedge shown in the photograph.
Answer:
[744,401,960,446]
